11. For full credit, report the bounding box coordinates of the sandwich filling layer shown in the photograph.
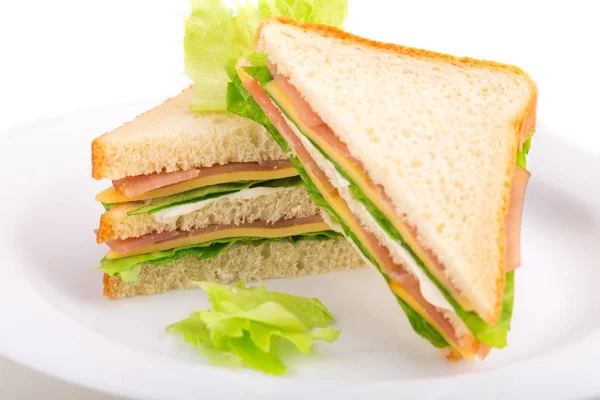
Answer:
[96,160,298,205]
[98,214,340,283]
[105,215,329,258]
[95,154,342,284]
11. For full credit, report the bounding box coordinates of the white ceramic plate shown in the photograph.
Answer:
[0,103,599,399]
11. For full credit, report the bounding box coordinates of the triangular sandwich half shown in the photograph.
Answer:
[231,18,536,359]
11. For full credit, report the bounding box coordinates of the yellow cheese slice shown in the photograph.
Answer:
[389,283,475,360]
[266,82,473,312]
[96,167,299,204]
[106,221,330,259]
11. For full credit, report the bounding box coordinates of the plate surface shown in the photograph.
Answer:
[0,104,599,399]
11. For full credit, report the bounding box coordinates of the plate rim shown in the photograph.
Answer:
[1,104,599,400]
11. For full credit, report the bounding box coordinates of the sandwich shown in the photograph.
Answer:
[228,18,537,360]
[92,87,365,299]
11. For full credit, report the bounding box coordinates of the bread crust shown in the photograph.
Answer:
[257,18,538,117]
[91,138,107,180]
[97,209,124,244]
[257,17,537,325]
[103,272,119,299]
[97,212,116,244]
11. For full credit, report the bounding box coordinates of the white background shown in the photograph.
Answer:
[0,0,598,398]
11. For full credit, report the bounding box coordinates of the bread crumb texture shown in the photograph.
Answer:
[103,237,365,299]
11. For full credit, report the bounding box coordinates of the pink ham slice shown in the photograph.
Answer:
[506,166,530,271]
[105,215,324,254]
[105,230,181,254]
[112,160,293,198]
[269,63,325,128]
[241,68,469,352]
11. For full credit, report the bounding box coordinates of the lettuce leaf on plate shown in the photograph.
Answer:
[185,0,348,112]
[167,281,340,375]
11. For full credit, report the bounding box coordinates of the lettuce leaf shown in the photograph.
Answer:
[98,231,340,282]
[166,281,340,375]
[225,65,449,349]
[257,176,302,188]
[185,0,348,112]
[242,65,274,86]
[517,132,534,169]
[259,0,348,27]
[198,281,336,327]
[128,181,257,216]
[395,296,448,348]
[185,0,261,112]
[127,177,302,216]
[166,314,244,369]
[459,271,515,347]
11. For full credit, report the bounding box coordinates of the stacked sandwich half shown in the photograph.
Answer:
[93,87,364,299]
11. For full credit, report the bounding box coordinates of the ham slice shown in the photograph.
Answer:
[506,166,530,271]
[105,215,324,254]
[241,67,470,353]
[269,63,325,128]
[112,160,293,198]
[105,231,181,254]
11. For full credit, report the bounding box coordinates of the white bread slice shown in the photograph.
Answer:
[92,87,286,180]
[103,236,364,299]
[257,18,537,324]
[97,185,320,243]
